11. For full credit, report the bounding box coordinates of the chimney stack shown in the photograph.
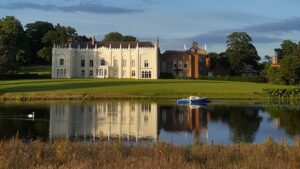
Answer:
[92,36,96,46]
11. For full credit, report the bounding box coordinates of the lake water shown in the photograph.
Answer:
[0,101,300,145]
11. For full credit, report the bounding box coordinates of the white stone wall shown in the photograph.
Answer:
[52,44,158,79]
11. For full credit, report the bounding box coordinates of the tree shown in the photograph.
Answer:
[25,21,54,65]
[39,24,78,63]
[225,32,260,75]
[280,46,300,85]
[264,55,272,62]
[122,35,137,41]
[207,52,218,68]
[102,32,123,41]
[281,40,297,56]
[102,32,137,42]
[266,39,300,85]
[0,16,26,73]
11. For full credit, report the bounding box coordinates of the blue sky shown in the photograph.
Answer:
[1,0,300,57]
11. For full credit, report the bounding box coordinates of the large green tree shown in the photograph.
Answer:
[38,24,78,63]
[102,32,137,42]
[225,32,260,75]
[266,40,300,85]
[0,16,26,73]
[25,21,54,65]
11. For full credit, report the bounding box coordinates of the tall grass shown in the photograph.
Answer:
[0,138,300,169]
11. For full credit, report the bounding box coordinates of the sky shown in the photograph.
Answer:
[1,0,300,57]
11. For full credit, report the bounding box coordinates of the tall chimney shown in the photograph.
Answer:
[92,36,96,45]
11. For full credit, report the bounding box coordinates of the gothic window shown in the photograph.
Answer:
[149,71,151,78]
[144,60,149,67]
[142,71,145,78]
[89,60,94,67]
[145,71,148,78]
[59,59,64,66]
[56,69,59,77]
[81,60,85,67]
[101,59,105,66]
[99,69,103,76]
[63,69,66,77]
[131,60,135,67]
[81,70,85,77]
[131,70,135,77]
[89,70,93,76]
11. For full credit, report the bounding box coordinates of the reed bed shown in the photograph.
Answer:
[0,138,300,169]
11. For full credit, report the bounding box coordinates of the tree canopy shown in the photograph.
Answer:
[102,32,137,42]
[265,39,300,85]
[0,16,26,73]
[225,32,260,75]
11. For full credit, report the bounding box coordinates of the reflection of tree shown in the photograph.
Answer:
[267,107,300,136]
[208,106,262,143]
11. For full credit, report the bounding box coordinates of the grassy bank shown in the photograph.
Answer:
[0,79,296,101]
[0,138,300,169]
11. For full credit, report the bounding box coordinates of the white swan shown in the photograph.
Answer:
[28,112,35,119]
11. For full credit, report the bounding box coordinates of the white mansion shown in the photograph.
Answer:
[52,38,159,79]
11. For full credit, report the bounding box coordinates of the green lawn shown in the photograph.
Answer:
[0,79,296,100]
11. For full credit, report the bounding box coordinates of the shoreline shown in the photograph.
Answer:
[0,92,266,102]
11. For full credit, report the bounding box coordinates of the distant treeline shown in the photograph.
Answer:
[0,16,137,74]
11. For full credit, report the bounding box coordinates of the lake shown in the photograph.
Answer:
[0,100,300,145]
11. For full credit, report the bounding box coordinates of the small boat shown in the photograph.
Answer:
[177,96,209,105]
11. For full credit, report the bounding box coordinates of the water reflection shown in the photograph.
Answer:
[0,101,300,145]
[50,102,158,141]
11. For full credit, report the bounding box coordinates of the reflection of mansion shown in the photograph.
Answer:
[49,102,158,140]
[52,37,216,79]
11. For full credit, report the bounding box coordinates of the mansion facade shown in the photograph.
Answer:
[52,38,159,79]
[52,37,221,79]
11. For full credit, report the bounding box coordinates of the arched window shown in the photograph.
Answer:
[142,71,145,78]
[149,71,151,78]
[145,71,148,78]
[144,60,149,67]
[89,70,93,76]
[63,69,66,77]
[81,60,85,67]
[56,69,59,77]
[81,70,85,77]
[89,60,94,67]
[59,59,64,66]
[131,70,135,77]
[101,59,105,66]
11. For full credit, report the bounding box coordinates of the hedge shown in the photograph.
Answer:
[0,73,51,80]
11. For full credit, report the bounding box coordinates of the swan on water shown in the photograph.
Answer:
[28,112,35,119]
